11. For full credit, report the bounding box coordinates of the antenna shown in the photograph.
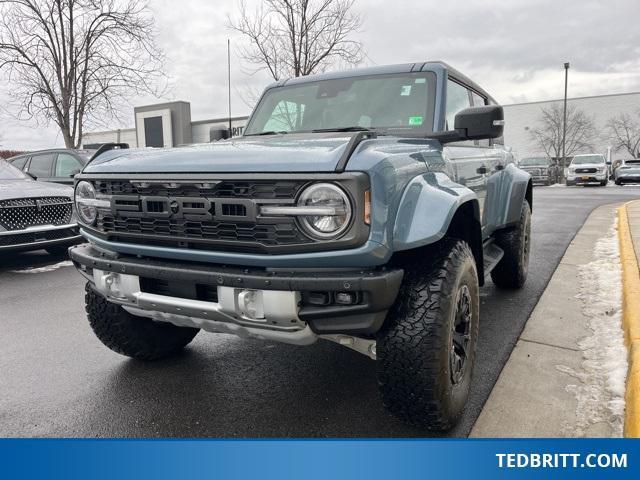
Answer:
[227,38,232,136]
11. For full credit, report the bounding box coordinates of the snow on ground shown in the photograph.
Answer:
[556,220,627,437]
[11,260,73,274]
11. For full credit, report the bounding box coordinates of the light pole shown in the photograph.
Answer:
[561,62,570,180]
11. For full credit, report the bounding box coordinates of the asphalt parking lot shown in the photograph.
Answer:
[1,185,640,438]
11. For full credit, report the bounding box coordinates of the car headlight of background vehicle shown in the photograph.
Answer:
[260,183,353,240]
[74,180,99,225]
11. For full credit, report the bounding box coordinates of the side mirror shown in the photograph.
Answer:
[430,105,504,143]
[69,168,81,177]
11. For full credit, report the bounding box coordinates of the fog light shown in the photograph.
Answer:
[335,292,358,305]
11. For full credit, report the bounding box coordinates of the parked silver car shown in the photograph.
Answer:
[0,159,81,254]
[614,159,640,185]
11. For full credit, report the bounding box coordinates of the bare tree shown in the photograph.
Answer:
[530,103,596,166]
[228,0,364,81]
[605,112,640,158]
[0,0,166,148]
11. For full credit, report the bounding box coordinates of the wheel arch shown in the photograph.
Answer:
[392,173,484,284]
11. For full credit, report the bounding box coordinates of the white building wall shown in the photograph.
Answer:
[82,128,137,148]
[503,92,640,161]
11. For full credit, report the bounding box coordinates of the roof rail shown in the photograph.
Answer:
[89,143,129,162]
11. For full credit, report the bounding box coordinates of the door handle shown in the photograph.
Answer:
[495,164,505,171]
[476,166,488,174]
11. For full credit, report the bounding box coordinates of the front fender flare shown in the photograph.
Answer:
[392,172,480,251]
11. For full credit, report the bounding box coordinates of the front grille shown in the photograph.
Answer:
[575,168,597,174]
[0,197,73,231]
[92,180,314,252]
[94,180,305,199]
[0,227,78,247]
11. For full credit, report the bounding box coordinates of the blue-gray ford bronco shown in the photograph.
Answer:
[69,62,532,430]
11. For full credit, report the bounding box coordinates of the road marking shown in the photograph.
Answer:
[11,260,73,274]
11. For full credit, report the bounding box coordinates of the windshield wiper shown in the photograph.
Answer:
[247,130,289,136]
[311,126,376,133]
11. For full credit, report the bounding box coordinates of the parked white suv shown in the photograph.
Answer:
[566,154,608,187]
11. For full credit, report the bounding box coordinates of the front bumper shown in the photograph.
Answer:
[0,224,81,252]
[567,173,607,185]
[617,175,640,184]
[69,243,403,337]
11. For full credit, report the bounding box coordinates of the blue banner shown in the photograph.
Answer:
[0,439,638,479]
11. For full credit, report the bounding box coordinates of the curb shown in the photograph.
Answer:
[618,202,640,437]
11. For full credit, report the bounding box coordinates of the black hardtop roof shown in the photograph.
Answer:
[271,61,497,104]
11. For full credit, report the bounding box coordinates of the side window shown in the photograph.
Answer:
[263,100,306,132]
[27,153,55,178]
[445,79,471,130]
[471,91,486,107]
[10,156,29,170]
[55,153,83,177]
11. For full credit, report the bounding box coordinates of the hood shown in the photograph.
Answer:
[84,134,357,174]
[0,179,73,201]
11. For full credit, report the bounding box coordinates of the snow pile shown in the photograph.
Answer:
[11,260,73,273]
[557,220,627,437]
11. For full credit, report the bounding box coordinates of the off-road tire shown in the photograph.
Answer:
[490,201,531,289]
[45,244,70,256]
[376,239,479,430]
[85,284,199,360]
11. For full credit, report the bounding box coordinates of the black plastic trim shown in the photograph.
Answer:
[69,243,403,335]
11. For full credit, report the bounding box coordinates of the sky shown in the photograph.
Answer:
[1,0,640,150]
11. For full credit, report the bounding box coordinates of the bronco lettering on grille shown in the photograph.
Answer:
[110,196,257,222]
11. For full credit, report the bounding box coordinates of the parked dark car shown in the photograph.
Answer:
[7,149,93,185]
[614,159,640,185]
[0,159,81,254]
[518,156,559,185]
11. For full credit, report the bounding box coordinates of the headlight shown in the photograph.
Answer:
[297,183,352,239]
[75,180,98,225]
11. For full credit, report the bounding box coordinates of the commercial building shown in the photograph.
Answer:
[83,92,640,162]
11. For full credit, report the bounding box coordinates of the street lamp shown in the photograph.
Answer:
[561,62,570,179]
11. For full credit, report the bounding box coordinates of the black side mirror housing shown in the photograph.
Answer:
[430,105,504,144]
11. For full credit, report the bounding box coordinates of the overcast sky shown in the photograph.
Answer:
[1,0,639,150]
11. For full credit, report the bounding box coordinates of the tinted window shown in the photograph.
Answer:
[55,153,83,177]
[27,153,55,178]
[245,72,437,136]
[571,155,606,165]
[10,156,29,170]
[445,79,471,130]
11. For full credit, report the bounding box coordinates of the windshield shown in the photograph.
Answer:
[0,159,29,180]
[571,155,605,165]
[244,72,436,136]
[520,157,550,166]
